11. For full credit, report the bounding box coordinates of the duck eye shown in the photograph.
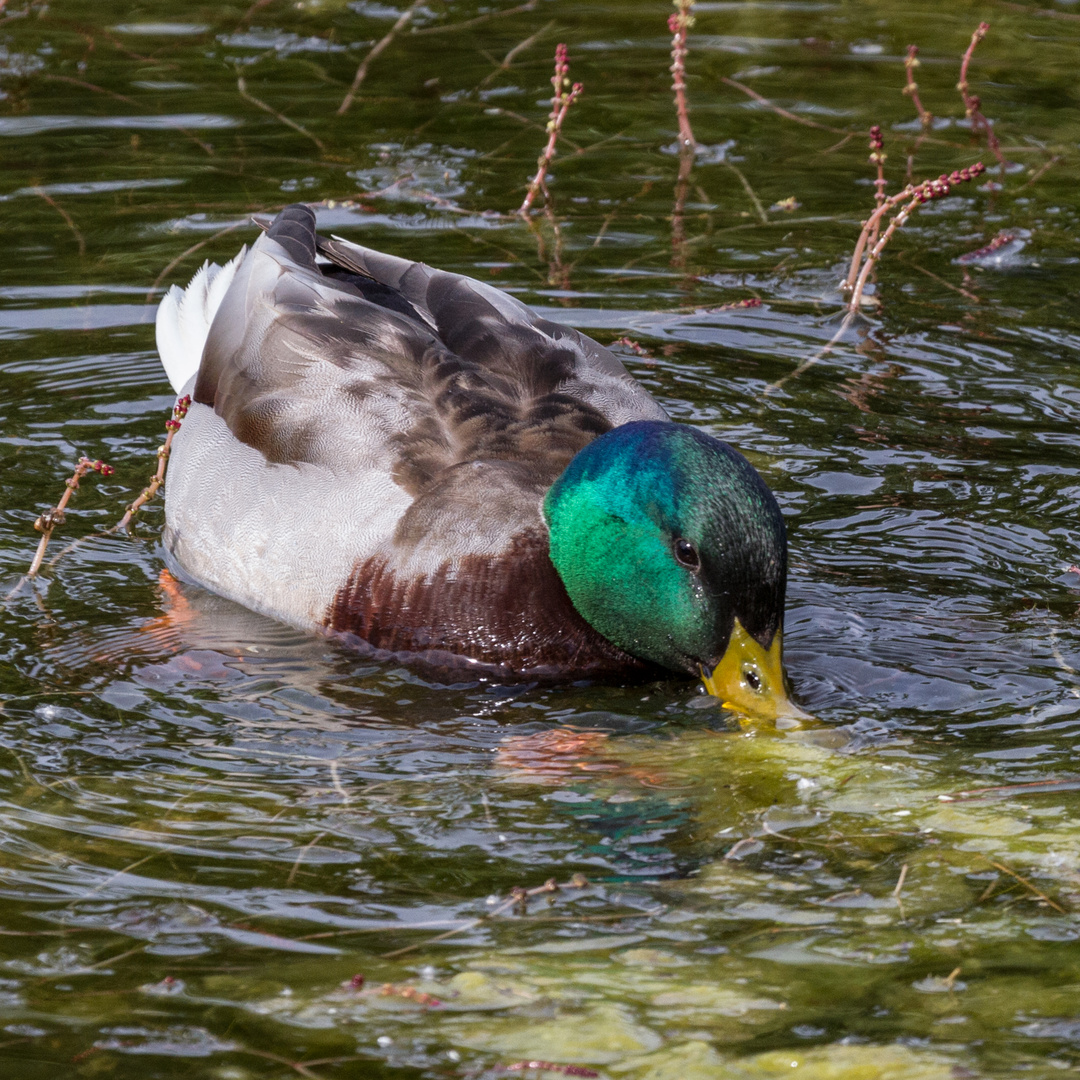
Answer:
[743,667,762,693]
[673,537,700,570]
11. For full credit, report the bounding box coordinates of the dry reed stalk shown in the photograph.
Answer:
[26,457,114,577]
[116,395,190,532]
[519,43,582,215]
[669,0,696,151]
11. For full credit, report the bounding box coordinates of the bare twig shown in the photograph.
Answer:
[504,1064,598,1077]
[721,76,853,136]
[115,396,191,532]
[145,220,247,304]
[957,22,1006,177]
[337,0,427,116]
[1018,153,1062,190]
[380,874,586,959]
[903,45,932,127]
[31,187,85,256]
[902,258,981,302]
[727,161,767,224]
[42,72,138,107]
[519,44,583,215]
[892,863,909,898]
[411,0,536,36]
[25,458,114,577]
[238,73,326,152]
[723,837,761,861]
[477,21,555,90]
[286,831,328,887]
[237,0,274,28]
[821,132,855,155]
[941,777,1080,802]
[982,856,1067,914]
[42,74,213,155]
[669,0,695,151]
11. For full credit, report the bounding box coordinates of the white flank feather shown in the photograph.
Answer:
[155,247,247,394]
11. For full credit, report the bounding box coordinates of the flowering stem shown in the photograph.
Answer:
[842,183,916,295]
[846,163,986,314]
[867,125,887,250]
[957,22,1006,176]
[27,457,114,577]
[116,395,191,532]
[903,45,932,127]
[669,0,695,151]
[519,44,582,215]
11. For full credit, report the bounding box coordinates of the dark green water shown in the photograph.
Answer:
[2,1,1080,1076]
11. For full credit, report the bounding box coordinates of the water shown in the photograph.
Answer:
[1,1,1080,1076]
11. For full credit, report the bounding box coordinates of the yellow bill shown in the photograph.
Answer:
[700,618,812,725]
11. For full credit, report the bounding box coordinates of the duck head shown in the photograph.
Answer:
[544,420,805,722]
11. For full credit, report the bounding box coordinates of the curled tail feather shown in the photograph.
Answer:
[155,248,247,394]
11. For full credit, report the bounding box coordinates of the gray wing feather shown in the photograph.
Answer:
[318,233,667,429]
[187,211,669,579]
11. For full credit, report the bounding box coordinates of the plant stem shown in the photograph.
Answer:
[27,458,114,577]
[903,45,932,127]
[519,44,582,215]
[668,0,695,150]
[116,395,191,531]
[957,22,1006,176]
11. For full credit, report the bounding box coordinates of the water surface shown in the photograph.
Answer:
[2,1,1080,1077]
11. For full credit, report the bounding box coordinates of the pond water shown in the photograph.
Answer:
[2,0,1080,1077]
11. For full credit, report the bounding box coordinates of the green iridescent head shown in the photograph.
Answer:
[544,421,801,721]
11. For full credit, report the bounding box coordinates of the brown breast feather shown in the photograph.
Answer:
[325,530,658,684]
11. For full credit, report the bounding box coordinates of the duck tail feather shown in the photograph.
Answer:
[264,203,318,271]
[155,247,247,394]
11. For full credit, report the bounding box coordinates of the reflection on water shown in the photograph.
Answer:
[1,0,1080,1076]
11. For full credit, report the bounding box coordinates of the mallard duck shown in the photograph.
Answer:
[156,204,803,720]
